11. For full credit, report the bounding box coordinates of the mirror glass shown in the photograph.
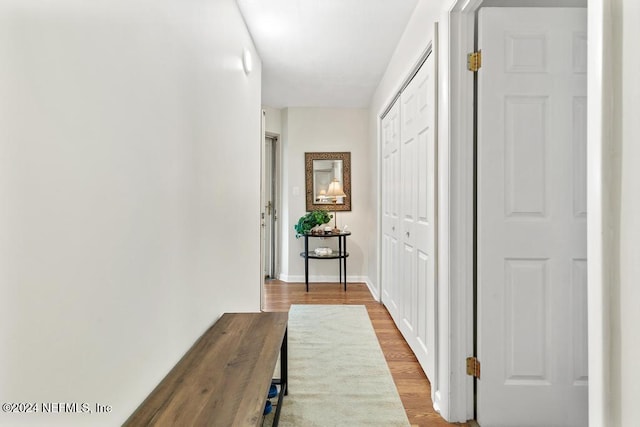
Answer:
[305,152,351,212]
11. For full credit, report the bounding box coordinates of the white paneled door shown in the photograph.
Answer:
[477,8,587,426]
[382,49,437,386]
[381,100,401,321]
[400,54,437,383]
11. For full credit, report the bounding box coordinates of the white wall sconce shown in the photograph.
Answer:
[242,48,253,74]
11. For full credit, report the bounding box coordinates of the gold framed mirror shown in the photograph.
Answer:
[305,152,351,212]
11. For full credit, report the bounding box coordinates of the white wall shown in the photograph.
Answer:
[0,1,262,425]
[609,0,640,424]
[616,0,640,421]
[367,0,446,295]
[279,108,371,284]
[264,106,283,135]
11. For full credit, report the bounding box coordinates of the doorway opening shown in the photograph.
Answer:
[263,134,279,280]
[444,0,604,423]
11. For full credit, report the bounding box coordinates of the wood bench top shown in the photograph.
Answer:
[124,312,288,427]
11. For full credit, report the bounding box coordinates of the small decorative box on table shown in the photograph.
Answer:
[299,231,351,292]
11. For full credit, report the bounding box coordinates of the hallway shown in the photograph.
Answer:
[263,280,468,427]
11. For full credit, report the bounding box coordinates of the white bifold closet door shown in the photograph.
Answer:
[381,50,437,385]
[382,100,401,322]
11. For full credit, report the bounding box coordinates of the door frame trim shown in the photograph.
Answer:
[265,133,280,280]
[447,0,606,423]
[260,110,266,311]
[447,0,482,421]
[586,0,608,424]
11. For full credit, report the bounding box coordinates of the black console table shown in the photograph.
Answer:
[300,231,351,292]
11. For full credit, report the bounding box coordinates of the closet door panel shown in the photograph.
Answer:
[381,100,401,319]
[397,51,437,383]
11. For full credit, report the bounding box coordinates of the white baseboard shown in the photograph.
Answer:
[365,277,380,301]
[275,275,380,300]
[277,273,292,282]
[278,275,370,285]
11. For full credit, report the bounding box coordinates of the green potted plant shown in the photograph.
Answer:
[294,210,333,238]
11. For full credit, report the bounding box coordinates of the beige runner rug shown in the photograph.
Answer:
[264,304,410,427]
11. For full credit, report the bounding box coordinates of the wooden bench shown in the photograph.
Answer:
[124,312,288,426]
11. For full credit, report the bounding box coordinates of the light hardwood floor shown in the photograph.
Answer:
[263,280,469,427]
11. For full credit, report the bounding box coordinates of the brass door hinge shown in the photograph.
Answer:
[466,356,481,378]
[467,51,482,72]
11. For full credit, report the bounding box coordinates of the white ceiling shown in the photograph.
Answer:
[236,0,419,109]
